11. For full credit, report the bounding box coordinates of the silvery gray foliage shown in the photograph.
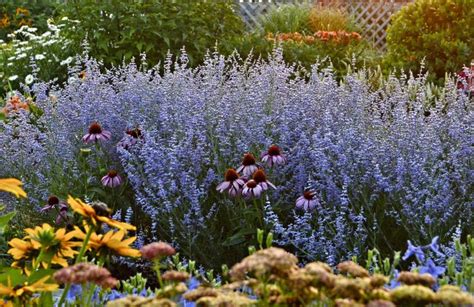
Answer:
[1,48,472,264]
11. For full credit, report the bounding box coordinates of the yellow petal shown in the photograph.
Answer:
[0,178,27,198]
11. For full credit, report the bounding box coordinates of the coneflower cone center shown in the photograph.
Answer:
[48,196,60,206]
[89,123,103,134]
[127,129,141,138]
[253,170,267,183]
[303,191,314,200]
[107,170,118,177]
[242,153,256,166]
[224,169,239,182]
[246,180,257,188]
[267,145,281,156]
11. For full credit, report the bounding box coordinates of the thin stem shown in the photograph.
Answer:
[57,225,95,306]
[153,259,164,289]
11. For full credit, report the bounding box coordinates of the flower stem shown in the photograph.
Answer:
[153,259,164,289]
[57,225,95,306]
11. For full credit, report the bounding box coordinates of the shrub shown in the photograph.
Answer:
[260,4,313,34]
[221,4,380,78]
[385,0,474,82]
[0,1,60,40]
[2,49,471,269]
[58,0,244,67]
[308,5,359,32]
[0,20,77,97]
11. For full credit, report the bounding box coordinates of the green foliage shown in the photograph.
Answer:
[0,19,76,96]
[59,0,245,67]
[308,5,359,32]
[260,4,313,34]
[0,207,15,266]
[385,0,474,82]
[440,236,474,292]
[220,4,381,78]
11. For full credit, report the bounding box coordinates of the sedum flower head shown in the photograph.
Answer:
[140,241,176,260]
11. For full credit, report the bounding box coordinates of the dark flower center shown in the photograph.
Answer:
[224,169,239,182]
[107,170,118,178]
[48,196,60,206]
[267,145,281,156]
[242,153,256,166]
[91,202,111,217]
[246,180,257,188]
[88,122,103,134]
[126,128,142,139]
[303,191,315,200]
[252,170,267,183]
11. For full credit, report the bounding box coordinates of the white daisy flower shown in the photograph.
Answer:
[25,74,34,85]
[8,75,18,81]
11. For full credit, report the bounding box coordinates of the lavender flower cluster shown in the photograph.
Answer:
[1,50,472,265]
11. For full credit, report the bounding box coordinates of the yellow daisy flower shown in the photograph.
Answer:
[74,226,140,258]
[22,223,80,268]
[67,196,136,231]
[0,276,57,301]
[0,178,26,198]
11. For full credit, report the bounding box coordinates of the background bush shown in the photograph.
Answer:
[220,5,380,78]
[58,0,245,67]
[385,0,474,82]
[0,1,59,40]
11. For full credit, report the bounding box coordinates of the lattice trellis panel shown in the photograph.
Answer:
[235,0,412,49]
[317,0,411,49]
[237,0,317,30]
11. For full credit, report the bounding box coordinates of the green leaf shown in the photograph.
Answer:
[0,211,16,232]
[0,268,25,286]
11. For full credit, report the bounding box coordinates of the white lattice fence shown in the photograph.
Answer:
[236,0,412,49]
[237,0,316,30]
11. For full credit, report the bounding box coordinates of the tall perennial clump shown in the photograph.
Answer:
[2,49,472,266]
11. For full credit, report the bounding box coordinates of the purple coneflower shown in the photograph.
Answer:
[101,170,123,188]
[237,153,260,177]
[82,122,112,144]
[55,203,69,224]
[261,145,286,167]
[41,195,61,212]
[295,191,319,211]
[242,179,263,199]
[252,169,276,191]
[41,196,69,224]
[216,169,245,197]
[117,128,142,149]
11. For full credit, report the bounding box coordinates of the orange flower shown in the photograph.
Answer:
[15,8,30,16]
[0,14,10,28]
[67,196,136,231]
[1,96,29,116]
